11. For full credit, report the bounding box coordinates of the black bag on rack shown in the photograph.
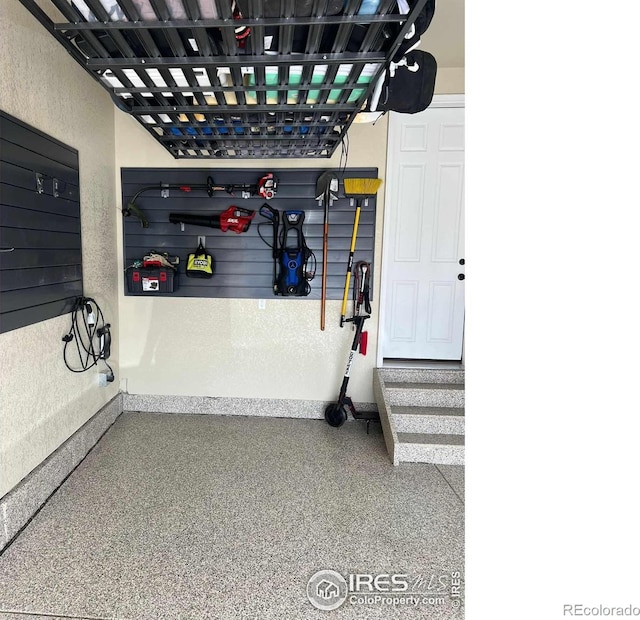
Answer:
[387,0,436,61]
[371,50,437,114]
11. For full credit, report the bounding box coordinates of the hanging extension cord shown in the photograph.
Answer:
[62,296,114,382]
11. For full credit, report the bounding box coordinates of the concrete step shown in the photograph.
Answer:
[378,368,464,385]
[372,368,466,466]
[395,433,465,465]
[385,382,465,408]
[392,406,465,435]
[398,432,465,446]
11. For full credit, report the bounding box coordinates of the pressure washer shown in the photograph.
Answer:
[258,206,315,296]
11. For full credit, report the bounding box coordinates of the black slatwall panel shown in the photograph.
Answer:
[122,167,377,299]
[0,111,82,334]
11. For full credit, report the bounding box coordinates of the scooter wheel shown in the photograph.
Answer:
[325,403,347,427]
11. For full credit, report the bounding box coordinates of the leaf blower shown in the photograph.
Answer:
[169,206,256,233]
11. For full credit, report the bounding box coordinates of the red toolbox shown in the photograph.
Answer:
[126,267,177,294]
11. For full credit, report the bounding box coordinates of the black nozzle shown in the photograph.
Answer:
[169,213,221,230]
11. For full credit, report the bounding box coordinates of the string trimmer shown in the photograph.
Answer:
[122,173,277,228]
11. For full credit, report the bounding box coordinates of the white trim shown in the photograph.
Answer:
[426,93,465,108]
[376,95,465,368]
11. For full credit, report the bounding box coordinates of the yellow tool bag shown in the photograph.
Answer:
[186,242,214,278]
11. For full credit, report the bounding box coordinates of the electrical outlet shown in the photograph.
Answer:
[97,372,108,387]
[258,299,266,310]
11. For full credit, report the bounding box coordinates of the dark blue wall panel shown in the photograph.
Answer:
[121,167,378,299]
[0,110,82,334]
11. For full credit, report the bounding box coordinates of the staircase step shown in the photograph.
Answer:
[379,368,464,385]
[398,433,465,446]
[392,406,465,434]
[385,382,465,408]
[392,405,464,417]
[395,433,465,465]
[372,368,466,466]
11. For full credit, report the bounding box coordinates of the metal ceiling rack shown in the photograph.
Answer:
[19,0,427,159]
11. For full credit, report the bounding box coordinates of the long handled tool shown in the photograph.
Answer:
[340,177,382,327]
[315,172,339,330]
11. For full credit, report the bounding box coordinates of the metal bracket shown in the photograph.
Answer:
[36,173,45,194]
[161,188,170,198]
[329,177,339,206]
[53,178,60,198]
[180,222,185,232]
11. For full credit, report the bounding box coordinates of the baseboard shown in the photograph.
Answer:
[123,393,377,419]
[0,394,122,553]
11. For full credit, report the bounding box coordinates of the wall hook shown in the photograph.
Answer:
[36,173,45,194]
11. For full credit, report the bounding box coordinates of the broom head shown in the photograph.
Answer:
[343,177,383,197]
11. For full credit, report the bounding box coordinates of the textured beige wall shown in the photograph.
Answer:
[0,0,118,497]
[115,113,388,403]
[436,68,465,94]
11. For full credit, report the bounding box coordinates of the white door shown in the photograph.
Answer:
[381,102,465,360]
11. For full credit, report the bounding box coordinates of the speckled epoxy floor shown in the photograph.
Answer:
[0,413,464,619]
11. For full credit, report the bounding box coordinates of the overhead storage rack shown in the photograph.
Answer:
[19,0,428,159]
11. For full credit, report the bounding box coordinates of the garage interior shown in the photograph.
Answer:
[0,0,465,617]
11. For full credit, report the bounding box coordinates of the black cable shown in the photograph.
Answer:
[62,296,114,381]
[256,222,274,250]
[338,132,350,177]
[305,248,317,282]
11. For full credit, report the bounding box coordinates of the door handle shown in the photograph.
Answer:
[459,258,465,265]
[458,273,465,280]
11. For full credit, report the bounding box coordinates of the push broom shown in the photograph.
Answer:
[340,177,382,327]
